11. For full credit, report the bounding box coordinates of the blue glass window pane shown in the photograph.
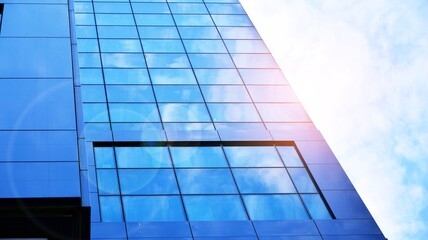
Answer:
[248,85,298,103]
[169,3,208,14]
[233,168,296,194]
[178,27,220,39]
[81,85,106,102]
[135,14,175,26]
[141,40,185,53]
[80,69,103,84]
[94,147,116,168]
[111,123,163,131]
[159,103,211,122]
[94,2,132,13]
[76,26,97,38]
[82,103,109,122]
[107,85,155,102]
[104,69,150,84]
[75,13,95,25]
[150,69,196,84]
[99,196,123,222]
[102,53,146,68]
[288,168,317,193]
[132,3,170,13]
[74,2,93,13]
[77,39,99,52]
[109,103,160,122]
[194,69,242,84]
[119,169,179,194]
[97,169,119,195]
[211,15,252,26]
[170,146,228,168]
[239,69,287,84]
[183,40,227,53]
[206,3,245,14]
[184,195,247,221]
[224,40,269,53]
[188,54,234,68]
[201,85,251,102]
[243,195,309,220]
[116,147,172,168]
[176,169,237,194]
[215,122,266,131]
[232,54,279,68]
[301,194,331,219]
[98,26,139,38]
[123,196,185,222]
[164,122,215,131]
[218,27,261,39]
[99,39,142,53]
[96,14,135,25]
[208,103,261,122]
[256,103,310,122]
[78,53,101,67]
[224,146,283,167]
[139,26,180,38]
[154,85,203,102]
[174,15,214,26]
[145,54,190,68]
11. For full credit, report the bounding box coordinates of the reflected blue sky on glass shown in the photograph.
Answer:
[99,196,123,222]
[104,69,150,84]
[233,168,296,194]
[123,196,185,222]
[208,103,261,122]
[150,69,196,84]
[184,195,247,221]
[159,103,211,122]
[119,169,179,194]
[194,69,242,84]
[170,146,228,168]
[109,103,160,122]
[277,146,304,167]
[116,147,171,168]
[243,195,309,220]
[94,147,115,169]
[224,146,283,167]
[176,169,238,194]
[97,170,119,195]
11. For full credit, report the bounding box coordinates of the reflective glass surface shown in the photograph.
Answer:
[184,195,247,221]
[170,146,228,168]
[154,85,203,102]
[123,196,185,222]
[119,169,179,194]
[224,146,283,167]
[115,147,170,168]
[208,104,261,122]
[159,103,211,122]
[243,195,309,220]
[177,169,238,194]
[233,168,296,193]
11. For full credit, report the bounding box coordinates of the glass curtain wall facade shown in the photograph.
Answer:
[0,0,385,239]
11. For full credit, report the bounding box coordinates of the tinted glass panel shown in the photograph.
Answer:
[177,169,237,194]
[154,85,203,102]
[301,194,332,219]
[224,146,283,167]
[178,27,220,39]
[288,168,317,193]
[150,69,196,84]
[104,69,150,84]
[277,146,304,167]
[194,69,242,84]
[208,104,261,122]
[116,147,171,168]
[170,146,228,168]
[188,54,235,68]
[145,54,190,68]
[233,168,296,193]
[123,196,185,222]
[119,169,179,194]
[95,147,116,168]
[97,169,119,195]
[106,85,155,102]
[159,103,211,122]
[141,40,185,53]
[139,26,180,38]
[109,103,160,122]
[99,196,123,222]
[201,85,251,102]
[184,195,247,221]
[243,195,309,220]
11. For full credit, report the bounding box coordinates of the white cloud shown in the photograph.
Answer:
[240,0,428,239]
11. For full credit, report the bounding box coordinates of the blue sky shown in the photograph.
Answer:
[240,1,428,239]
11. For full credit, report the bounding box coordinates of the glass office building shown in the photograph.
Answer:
[0,0,385,239]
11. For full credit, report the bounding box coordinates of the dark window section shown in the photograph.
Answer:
[93,141,335,222]
[0,4,4,33]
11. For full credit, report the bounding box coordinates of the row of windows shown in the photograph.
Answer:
[80,68,286,85]
[75,13,252,27]
[99,194,329,222]
[77,39,269,54]
[83,103,309,123]
[84,122,312,131]
[76,26,261,39]
[79,53,279,68]
[81,85,298,103]
[94,145,331,222]
[75,2,246,15]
